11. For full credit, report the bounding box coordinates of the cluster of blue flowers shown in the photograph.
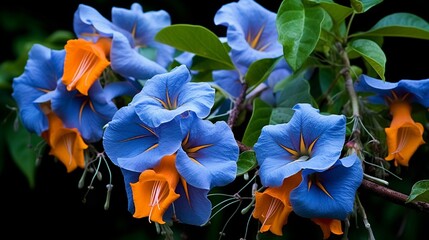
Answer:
[11,0,369,238]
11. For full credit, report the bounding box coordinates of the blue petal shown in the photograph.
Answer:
[212,69,243,98]
[110,32,167,81]
[103,80,142,101]
[254,103,346,187]
[214,0,282,67]
[259,59,292,105]
[119,168,141,214]
[355,74,429,107]
[290,154,363,219]
[11,44,64,135]
[73,4,131,42]
[132,65,215,127]
[175,118,238,190]
[170,182,211,226]
[111,3,175,68]
[103,105,182,172]
[51,81,117,143]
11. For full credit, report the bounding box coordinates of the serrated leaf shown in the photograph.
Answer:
[277,0,325,71]
[350,13,429,39]
[406,180,429,203]
[245,57,281,91]
[236,150,258,176]
[242,98,272,147]
[155,24,234,69]
[347,39,386,80]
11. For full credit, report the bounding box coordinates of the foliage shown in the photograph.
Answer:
[1,0,429,239]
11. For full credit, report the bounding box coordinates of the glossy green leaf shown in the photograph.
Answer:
[191,55,233,71]
[242,98,272,147]
[277,78,315,108]
[350,13,429,39]
[277,0,325,71]
[155,24,234,69]
[350,0,382,13]
[5,118,42,188]
[270,107,294,125]
[245,57,281,91]
[406,180,429,203]
[236,150,258,176]
[347,39,386,80]
[308,0,353,24]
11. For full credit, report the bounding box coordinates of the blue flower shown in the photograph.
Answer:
[111,3,175,68]
[355,74,429,166]
[290,154,363,219]
[73,3,169,82]
[212,0,289,99]
[254,103,346,187]
[51,79,118,143]
[176,116,239,190]
[102,105,183,171]
[12,44,65,135]
[354,74,429,107]
[131,65,215,127]
[214,0,283,68]
[105,112,238,226]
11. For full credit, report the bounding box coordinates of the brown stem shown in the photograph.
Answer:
[360,179,429,214]
[227,83,248,129]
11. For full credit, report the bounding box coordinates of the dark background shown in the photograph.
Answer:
[1,1,429,239]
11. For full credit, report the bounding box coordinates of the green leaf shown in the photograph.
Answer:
[5,118,42,188]
[155,24,234,69]
[242,98,272,147]
[277,0,325,71]
[350,0,382,13]
[270,107,294,125]
[245,57,281,91]
[406,180,429,203]
[191,55,232,71]
[308,0,353,25]
[277,78,315,108]
[236,150,258,176]
[347,39,386,80]
[350,13,429,39]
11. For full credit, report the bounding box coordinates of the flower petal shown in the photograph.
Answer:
[253,173,301,236]
[45,112,88,172]
[51,80,117,143]
[110,32,167,81]
[131,155,180,224]
[385,102,425,166]
[132,65,215,127]
[355,74,429,107]
[62,38,111,95]
[254,103,346,187]
[171,182,211,226]
[214,0,282,67]
[111,3,175,68]
[212,69,243,98]
[311,218,343,239]
[12,44,64,135]
[103,105,182,171]
[175,118,238,190]
[290,154,363,220]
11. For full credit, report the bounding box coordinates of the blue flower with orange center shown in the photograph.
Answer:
[254,103,346,187]
[355,74,429,166]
